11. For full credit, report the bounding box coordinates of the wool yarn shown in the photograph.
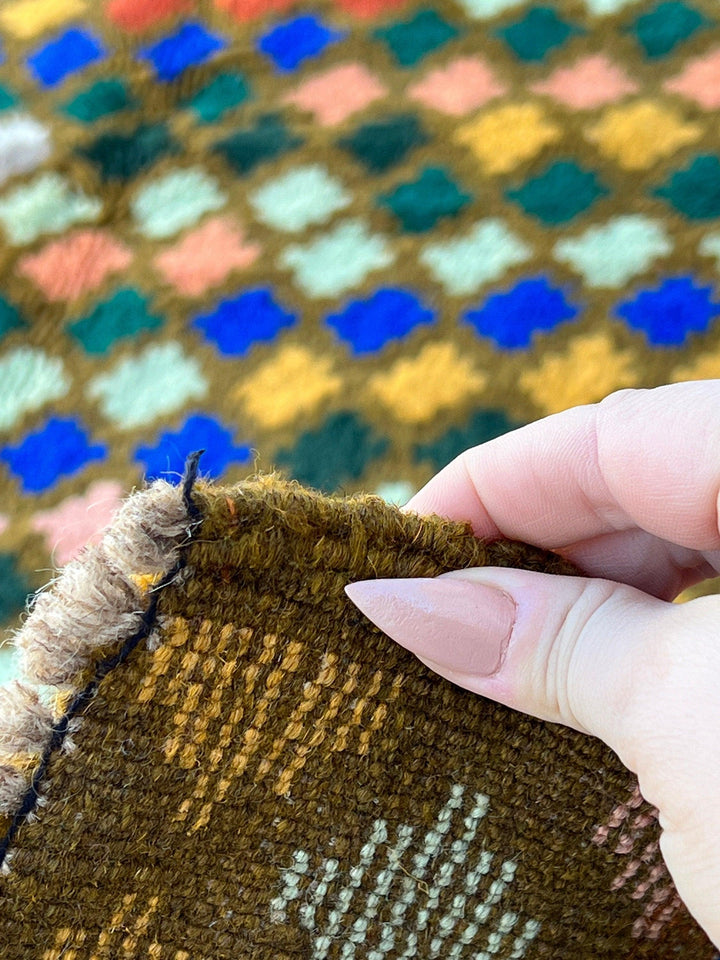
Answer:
[0,454,715,958]
[3,0,720,642]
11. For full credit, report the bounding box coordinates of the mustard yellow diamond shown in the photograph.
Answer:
[584,100,703,171]
[454,103,561,176]
[519,333,638,415]
[369,342,486,424]
[0,0,86,38]
[232,344,342,429]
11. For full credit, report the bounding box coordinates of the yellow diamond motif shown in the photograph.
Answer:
[233,344,342,430]
[454,103,561,176]
[584,100,703,170]
[519,332,638,415]
[369,342,486,424]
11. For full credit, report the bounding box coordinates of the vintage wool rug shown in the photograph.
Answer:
[0,454,716,957]
[2,0,720,667]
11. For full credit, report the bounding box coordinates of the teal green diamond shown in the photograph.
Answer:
[630,2,710,58]
[62,79,135,123]
[68,288,165,354]
[186,72,250,123]
[0,296,25,340]
[496,7,583,62]
[507,161,608,224]
[275,411,389,492]
[414,409,522,471]
[373,9,460,68]
[0,84,18,110]
[379,167,472,232]
[655,155,720,219]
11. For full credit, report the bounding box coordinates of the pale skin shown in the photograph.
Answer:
[345,380,720,947]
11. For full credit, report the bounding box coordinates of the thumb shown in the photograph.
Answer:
[344,567,665,773]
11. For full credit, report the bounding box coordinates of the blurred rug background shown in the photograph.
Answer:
[0,0,719,680]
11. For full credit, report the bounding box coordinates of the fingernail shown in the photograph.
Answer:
[344,577,516,677]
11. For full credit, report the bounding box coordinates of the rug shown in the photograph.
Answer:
[2,0,720,670]
[0,454,715,956]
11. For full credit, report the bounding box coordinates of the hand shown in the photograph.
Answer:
[345,381,720,947]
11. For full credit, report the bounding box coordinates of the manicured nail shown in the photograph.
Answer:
[344,577,516,677]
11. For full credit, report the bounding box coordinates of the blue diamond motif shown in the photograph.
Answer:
[615,276,720,346]
[463,276,580,349]
[27,29,105,87]
[135,414,251,483]
[326,289,436,355]
[192,288,298,356]
[140,23,227,82]
[258,15,345,72]
[0,417,106,493]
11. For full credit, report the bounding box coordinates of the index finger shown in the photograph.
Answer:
[402,381,720,554]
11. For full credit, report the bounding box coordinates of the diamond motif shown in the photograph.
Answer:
[68,288,164,353]
[531,55,638,109]
[464,276,579,349]
[283,63,387,126]
[193,288,298,355]
[258,15,344,72]
[0,172,101,245]
[0,347,70,430]
[249,165,350,232]
[232,344,342,430]
[584,100,702,170]
[279,219,394,298]
[506,161,608,224]
[655,155,720,219]
[369,342,486,423]
[629,2,710,58]
[186,72,250,122]
[26,27,105,86]
[131,167,227,238]
[326,288,436,354]
[554,216,672,288]
[615,276,720,346]
[17,229,132,300]
[87,342,208,429]
[0,417,105,493]
[665,49,720,109]
[154,217,260,296]
[135,414,251,483]
[62,78,134,122]
[454,103,560,175]
[78,123,178,180]
[275,411,389,492]
[519,333,638,415]
[339,114,429,173]
[420,219,532,295]
[373,10,460,68]
[414,408,521,470]
[407,57,506,116]
[140,22,226,81]
[496,7,583,62]
[214,114,302,176]
[379,167,472,233]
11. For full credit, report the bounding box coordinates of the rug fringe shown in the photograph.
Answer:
[0,457,203,823]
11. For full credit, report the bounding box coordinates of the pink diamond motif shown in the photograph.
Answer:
[154,217,261,296]
[283,62,387,127]
[531,55,639,109]
[18,230,132,301]
[665,48,720,109]
[407,57,507,116]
